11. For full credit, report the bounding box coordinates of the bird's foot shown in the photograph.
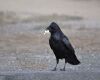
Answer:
[52,68,57,71]
[60,68,66,71]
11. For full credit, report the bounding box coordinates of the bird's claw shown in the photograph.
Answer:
[52,68,57,71]
[60,68,66,71]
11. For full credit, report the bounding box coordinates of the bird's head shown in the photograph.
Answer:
[44,22,61,35]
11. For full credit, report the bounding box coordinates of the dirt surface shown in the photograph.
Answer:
[0,71,100,80]
[0,20,100,73]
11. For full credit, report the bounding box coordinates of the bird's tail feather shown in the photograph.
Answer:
[67,56,80,65]
[68,59,80,65]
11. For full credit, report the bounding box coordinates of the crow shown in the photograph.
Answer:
[44,22,80,71]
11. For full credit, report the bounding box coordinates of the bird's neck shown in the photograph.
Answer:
[50,31,63,37]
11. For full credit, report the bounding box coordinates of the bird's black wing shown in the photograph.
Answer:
[61,36,80,65]
[62,36,75,53]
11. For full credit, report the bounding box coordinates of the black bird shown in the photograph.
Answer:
[44,22,80,71]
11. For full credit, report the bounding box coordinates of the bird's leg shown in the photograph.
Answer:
[52,59,59,71]
[60,59,67,71]
[60,63,66,71]
[52,63,57,71]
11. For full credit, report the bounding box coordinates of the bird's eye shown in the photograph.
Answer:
[51,27,55,29]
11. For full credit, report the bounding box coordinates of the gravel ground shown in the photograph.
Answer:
[0,71,100,80]
[0,20,100,79]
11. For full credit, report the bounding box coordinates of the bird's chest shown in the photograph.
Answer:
[49,35,62,50]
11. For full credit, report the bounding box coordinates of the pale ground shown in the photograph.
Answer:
[0,20,100,80]
[0,20,100,71]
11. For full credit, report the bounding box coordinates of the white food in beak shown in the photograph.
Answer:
[44,30,49,35]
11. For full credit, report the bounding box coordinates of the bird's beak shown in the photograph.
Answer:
[44,27,49,35]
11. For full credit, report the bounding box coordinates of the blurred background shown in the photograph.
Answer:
[0,0,100,24]
[0,0,100,72]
